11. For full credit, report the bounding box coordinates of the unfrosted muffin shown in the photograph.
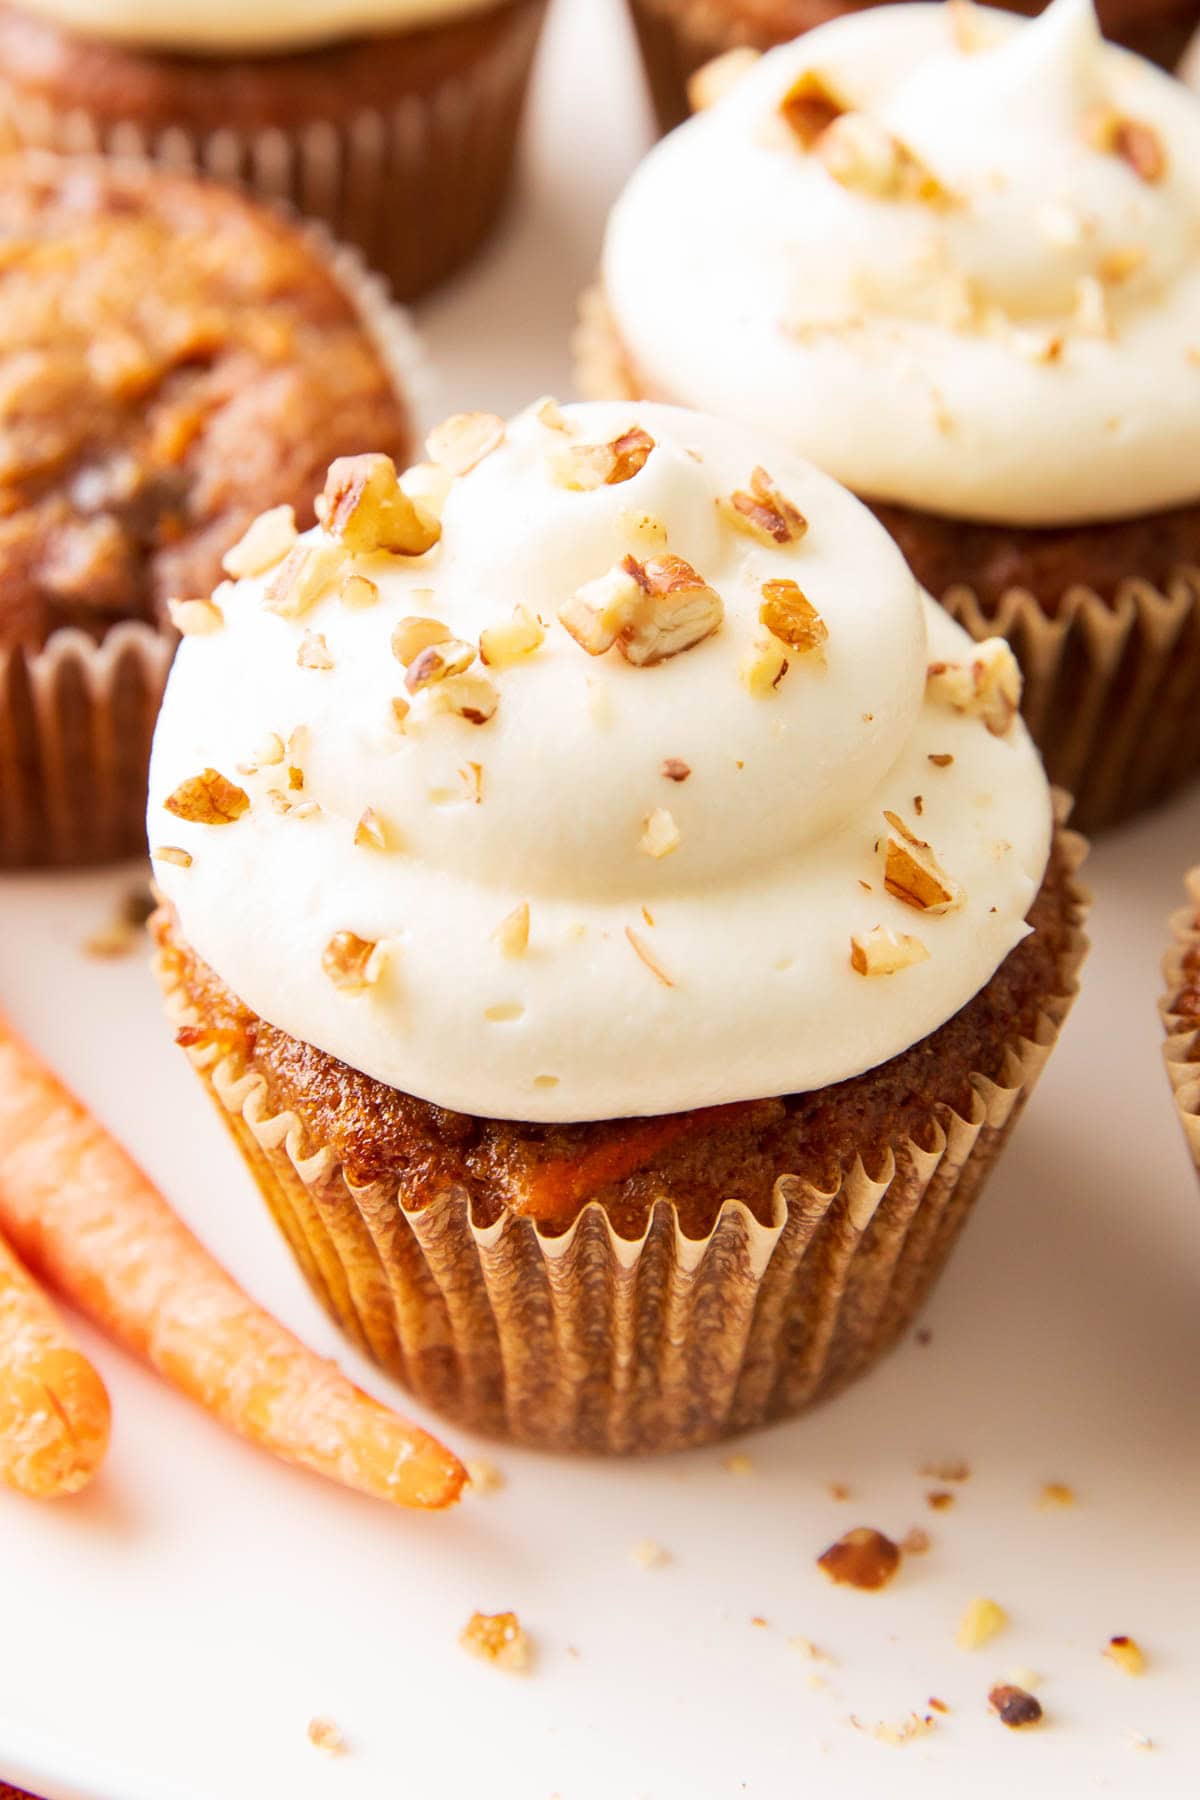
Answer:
[0,0,549,300]
[584,0,1200,830]
[629,0,1200,132]
[0,151,414,867]
[148,398,1087,1452]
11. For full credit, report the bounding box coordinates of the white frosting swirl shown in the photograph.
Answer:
[13,0,500,54]
[602,0,1200,526]
[148,401,1052,1123]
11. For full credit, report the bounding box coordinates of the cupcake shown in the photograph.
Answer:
[147,399,1087,1453]
[1162,867,1200,1178]
[0,150,415,868]
[630,0,1200,133]
[0,0,549,301]
[585,0,1200,833]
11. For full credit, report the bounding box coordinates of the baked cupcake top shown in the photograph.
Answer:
[10,0,501,53]
[0,154,411,650]
[148,400,1051,1123]
[602,0,1200,527]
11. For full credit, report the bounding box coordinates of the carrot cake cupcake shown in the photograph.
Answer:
[0,0,550,300]
[585,0,1200,831]
[0,151,414,867]
[629,0,1200,132]
[148,398,1087,1453]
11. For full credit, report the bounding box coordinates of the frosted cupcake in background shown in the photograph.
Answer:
[148,398,1087,1453]
[583,0,1200,831]
[0,0,550,300]
[628,0,1200,133]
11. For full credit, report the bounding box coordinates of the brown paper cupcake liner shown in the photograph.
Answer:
[575,284,1200,835]
[0,183,426,869]
[0,0,547,302]
[153,821,1088,1454]
[1161,866,1200,1179]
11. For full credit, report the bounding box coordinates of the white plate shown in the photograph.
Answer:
[3,3,1200,1794]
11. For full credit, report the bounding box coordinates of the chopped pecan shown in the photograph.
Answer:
[163,768,249,826]
[720,467,808,546]
[319,452,440,556]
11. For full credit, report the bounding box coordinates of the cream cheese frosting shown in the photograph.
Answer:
[601,0,1200,527]
[13,0,501,54]
[148,400,1052,1123]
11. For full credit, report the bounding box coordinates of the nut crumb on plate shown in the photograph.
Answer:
[460,1610,531,1672]
[1104,1635,1146,1676]
[465,1458,506,1496]
[988,1683,1043,1728]
[956,1596,1008,1650]
[817,1526,901,1591]
[306,1717,345,1756]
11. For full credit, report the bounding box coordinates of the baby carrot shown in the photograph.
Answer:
[0,1015,465,1511]
[0,1228,111,1499]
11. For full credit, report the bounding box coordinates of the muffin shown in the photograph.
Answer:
[0,0,549,300]
[584,0,1200,832]
[146,398,1087,1453]
[0,151,415,868]
[630,0,1200,133]
[1162,866,1200,1178]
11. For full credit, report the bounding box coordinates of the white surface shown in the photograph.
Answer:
[1,1,1199,1794]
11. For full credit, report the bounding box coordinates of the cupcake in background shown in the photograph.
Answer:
[629,0,1200,133]
[0,151,416,867]
[148,398,1087,1454]
[584,0,1200,831]
[1162,867,1200,1181]
[0,0,550,300]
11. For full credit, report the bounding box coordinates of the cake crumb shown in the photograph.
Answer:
[957,1596,1008,1650]
[850,1711,936,1746]
[901,1526,931,1555]
[920,1457,970,1482]
[915,1326,933,1344]
[928,1697,949,1715]
[460,1611,532,1672]
[1130,1732,1154,1751]
[631,1538,671,1571]
[723,1451,755,1477]
[817,1526,901,1591]
[1104,1635,1146,1676]
[1037,1481,1077,1508]
[466,1458,506,1496]
[750,1615,769,1628]
[927,1489,954,1511]
[988,1684,1043,1729]
[827,1480,852,1501]
[789,1636,833,1664]
[307,1717,345,1756]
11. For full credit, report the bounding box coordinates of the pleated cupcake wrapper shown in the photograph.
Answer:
[0,190,426,869]
[576,283,1200,836]
[0,0,547,302]
[1160,866,1200,1177]
[154,823,1088,1454]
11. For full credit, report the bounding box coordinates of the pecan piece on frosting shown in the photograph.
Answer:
[426,411,506,477]
[404,638,476,694]
[479,602,545,668]
[719,467,808,547]
[926,638,1021,736]
[760,579,827,654]
[779,68,848,148]
[322,930,384,993]
[553,426,655,492]
[1082,105,1166,184]
[850,924,930,976]
[817,112,952,205]
[264,541,343,619]
[882,811,964,914]
[222,504,297,579]
[420,673,499,725]
[164,768,249,826]
[318,452,440,557]
[559,554,723,666]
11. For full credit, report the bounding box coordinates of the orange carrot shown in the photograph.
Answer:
[0,1014,464,1511]
[0,1227,111,1499]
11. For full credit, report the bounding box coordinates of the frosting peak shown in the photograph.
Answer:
[603,0,1200,526]
[149,403,1051,1122]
